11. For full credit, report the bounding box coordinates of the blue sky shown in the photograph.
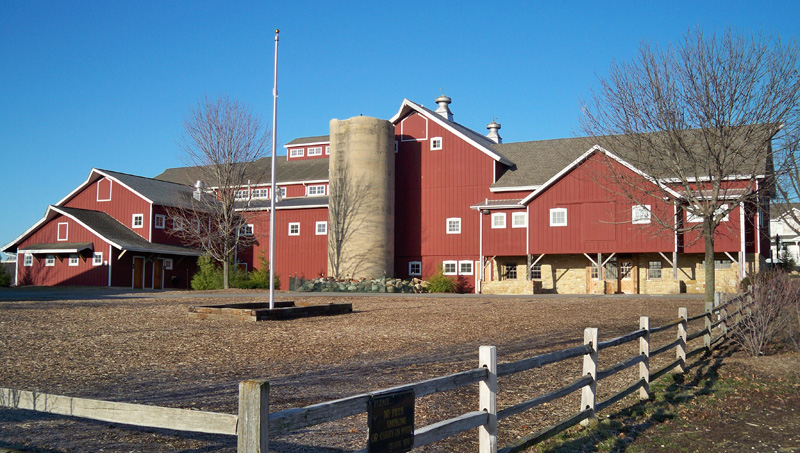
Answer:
[1,1,799,257]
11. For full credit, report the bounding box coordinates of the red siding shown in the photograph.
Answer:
[64,177,152,240]
[482,209,528,256]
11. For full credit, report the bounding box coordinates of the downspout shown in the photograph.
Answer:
[478,209,483,294]
[740,202,746,280]
[14,252,19,286]
[108,244,112,287]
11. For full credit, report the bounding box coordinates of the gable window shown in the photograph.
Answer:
[164,258,173,270]
[24,253,33,267]
[409,261,422,276]
[316,221,327,235]
[447,217,461,234]
[648,261,662,279]
[632,205,651,224]
[430,137,443,150]
[96,178,112,202]
[239,224,254,236]
[307,185,326,196]
[512,212,527,228]
[132,214,144,229]
[69,254,79,267]
[235,189,250,200]
[288,222,300,236]
[252,188,269,199]
[307,146,323,156]
[492,213,506,229]
[173,218,184,231]
[459,260,473,275]
[57,222,68,241]
[154,214,165,229]
[443,260,457,275]
[531,263,542,280]
[289,148,304,158]
[45,255,55,267]
[93,252,103,266]
[550,208,567,226]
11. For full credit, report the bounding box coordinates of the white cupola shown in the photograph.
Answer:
[434,95,454,121]
[486,120,502,144]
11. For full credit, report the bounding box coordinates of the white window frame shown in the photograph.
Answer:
[512,212,527,228]
[325,145,330,155]
[96,179,112,202]
[69,254,79,267]
[443,260,457,275]
[550,208,567,227]
[315,221,327,235]
[430,137,443,150]
[57,222,68,241]
[164,258,173,270]
[491,213,506,229]
[632,205,651,224]
[307,185,326,196]
[45,255,55,267]
[276,187,286,198]
[235,189,250,200]
[24,253,33,267]
[289,148,304,158]
[239,224,254,236]
[252,188,269,199]
[446,217,461,234]
[408,261,422,276]
[307,146,323,156]
[288,222,300,236]
[132,214,144,229]
[687,204,730,223]
[173,218,184,231]
[191,218,201,232]
[458,260,473,275]
[93,252,103,266]
[154,214,166,229]
[648,261,662,280]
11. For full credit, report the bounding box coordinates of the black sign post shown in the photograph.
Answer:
[367,390,415,453]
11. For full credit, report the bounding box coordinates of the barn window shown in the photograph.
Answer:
[316,221,327,235]
[289,148,304,158]
[632,205,651,224]
[24,253,33,267]
[57,222,68,241]
[252,188,269,199]
[164,258,173,270]
[503,264,517,280]
[491,213,506,229]
[45,255,55,267]
[132,214,144,228]
[512,212,527,228]
[173,218,184,231]
[69,254,79,266]
[430,137,443,150]
[408,261,421,276]
[154,214,165,229]
[307,146,323,156]
[93,252,103,266]
[531,263,542,280]
[550,208,567,226]
[447,217,461,234]
[459,260,473,275]
[325,146,330,155]
[443,261,457,275]
[590,263,599,279]
[235,189,250,200]
[648,261,662,279]
[288,222,300,236]
[239,224,254,236]
[307,185,326,196]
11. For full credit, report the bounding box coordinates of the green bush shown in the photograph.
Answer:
[237,252,280,289]
[0,268,11,287]
[426,265,457,293]
[191,255,224,290]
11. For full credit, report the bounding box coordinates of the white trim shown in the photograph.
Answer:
[491,213,506,229]
[511,212,527,228]
[238,202,329,212]
[96,178,112,202]
[443,260,457,275]
[288,222,300,236]
[458,260,473,275]
[399,114,429,142]
[132,213,144,229]
[408,261,422,276]
[57,222,69,241]
[490,185,541,193]
[660,174,764,183]
[68,254,79,266]
[164,258,173,270]
[446,217,461,234]
[57,168,154,207]
[283,140,330,149]
[550,208,567,227]
[154,214,166,229]
[430,137,443,150]
[315,221,327,235]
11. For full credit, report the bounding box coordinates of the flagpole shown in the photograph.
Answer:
[269,29,279,309]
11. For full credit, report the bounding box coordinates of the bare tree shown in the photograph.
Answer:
[582,28,800,302]
[327,162,370,280]
[167,96,271,289]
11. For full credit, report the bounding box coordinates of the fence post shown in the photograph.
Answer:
[677,308,687,374]
[720,293,728,338]
[704,300,713,351]
[479,345,497,453]
[238,380,269,453]
[580,328,598,426]
[639,317,650,400]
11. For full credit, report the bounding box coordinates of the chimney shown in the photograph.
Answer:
[486,120,502,144]
[434,95,454,121]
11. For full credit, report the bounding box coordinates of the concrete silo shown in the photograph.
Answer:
[328,116,395,280]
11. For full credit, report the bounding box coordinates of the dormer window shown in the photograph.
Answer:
[289,148,304,158]
[431,137,443,150]
[307,146,323,156]
[307,185,326,196]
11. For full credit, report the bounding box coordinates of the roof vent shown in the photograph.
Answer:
[193,180,206,200]
[434,95,454,121]
[487,120,502,144]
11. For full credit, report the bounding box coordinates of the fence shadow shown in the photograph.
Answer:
[545,342,736,452]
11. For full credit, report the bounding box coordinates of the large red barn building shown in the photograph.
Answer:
[3,95,772,294]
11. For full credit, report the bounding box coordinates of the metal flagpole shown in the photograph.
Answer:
[269,29,279,309]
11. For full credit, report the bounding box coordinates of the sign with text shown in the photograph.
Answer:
[367,390,414,453]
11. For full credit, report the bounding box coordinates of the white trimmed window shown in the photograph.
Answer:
[430,137,443,150]
[173,218,184,231]
[512,212,527,228]
[191,218,200,232]
[235,189,250,200]
[648,261,662,279]
[69,254,79,266]
[132,214,144,228]
[492,213,506,229]
[288,222,300,236]
[45,255,55,267]
[531,263,542,280]
[409,261,421,276]
[24,253,33,267]
[93,252,103,266]
[307,146,323,156]
[316,221,327,235]
[57,222,68,241]
[164,258,173,270]
[446,217,461,234]
[632,205,651,224]
[325,146,330,155]
[154,214,165,229]
[550,208,567,226]
[716,204,730,222]
[252,188,269,199]
[289,148,304,158]
[459,260,473,275]
[688,204,730,223]
[443,260,457,275]
[239,224,254,236]
[307,185,326,196]
[276,187,286,198]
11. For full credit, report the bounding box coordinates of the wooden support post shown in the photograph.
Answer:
[580,328,598,426]
[479,345,497,453]
[526,254,532,281]
[704,301,713,351]
[238,380,269,453]
[720,293,728,338]
[677,308,687,374]
[639,317,650,400]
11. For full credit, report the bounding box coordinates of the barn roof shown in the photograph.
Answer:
[155,157,330,187]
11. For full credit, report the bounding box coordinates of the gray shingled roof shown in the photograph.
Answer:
[154,157,330,187]
[97,169,201,209]
[237,196,329,211]
[284,135,330,146]
[19,242,93,253]
[58,206,202,256]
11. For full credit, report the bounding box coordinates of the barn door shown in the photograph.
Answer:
[133,256,145,289]
[153,259,163,290]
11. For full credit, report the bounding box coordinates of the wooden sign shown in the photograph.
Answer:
[367,390,414,453]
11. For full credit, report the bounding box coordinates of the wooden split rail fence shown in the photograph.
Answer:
[1,293,753,452]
